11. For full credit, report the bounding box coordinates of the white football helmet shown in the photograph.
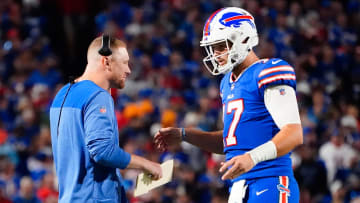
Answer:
[200,7,259,75]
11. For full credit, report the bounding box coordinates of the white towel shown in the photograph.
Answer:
[228,180,248,203]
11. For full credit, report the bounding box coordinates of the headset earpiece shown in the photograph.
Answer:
[98,35,112,56]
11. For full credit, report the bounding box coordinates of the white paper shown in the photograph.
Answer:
[134,159,174,197]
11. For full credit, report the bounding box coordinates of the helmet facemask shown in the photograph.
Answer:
[203,39,234,75]
[201,30,254,75]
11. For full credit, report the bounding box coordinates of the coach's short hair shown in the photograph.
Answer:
[87,36,126,59]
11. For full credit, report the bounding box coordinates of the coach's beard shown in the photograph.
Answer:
[110,78,125,89]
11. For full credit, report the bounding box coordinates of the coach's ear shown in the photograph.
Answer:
[101,56,111,72]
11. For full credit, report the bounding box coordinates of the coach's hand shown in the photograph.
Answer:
[219,153,255,180]
[143,160,163,180]
[154,127,182,152]
[129,155,163,180]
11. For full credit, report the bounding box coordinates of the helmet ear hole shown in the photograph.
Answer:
[242,37,250,44]
[226,40,233,49]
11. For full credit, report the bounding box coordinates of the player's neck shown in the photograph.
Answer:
[232,51,259,79]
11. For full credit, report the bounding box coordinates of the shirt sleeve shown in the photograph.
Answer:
[264,85,301,129]
[84,91,131,169]
[257,59,296,97]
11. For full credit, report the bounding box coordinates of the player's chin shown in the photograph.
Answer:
[216,61,226,67]
[219,61,227,66]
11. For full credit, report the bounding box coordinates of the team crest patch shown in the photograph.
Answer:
[99,106,107,113]
[277,183,290,196]
[279,88,286,95]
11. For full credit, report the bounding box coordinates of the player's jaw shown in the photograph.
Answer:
[212,41,229,66]
[215,54,228,66]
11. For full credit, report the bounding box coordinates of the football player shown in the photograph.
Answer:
[154,7,302,203]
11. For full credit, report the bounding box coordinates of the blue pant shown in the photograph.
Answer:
[231,176,300,203]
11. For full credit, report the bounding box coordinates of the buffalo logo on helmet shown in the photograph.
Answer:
[219,12,255,28]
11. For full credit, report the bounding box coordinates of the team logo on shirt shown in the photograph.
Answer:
[279,88,286,95]
[99,106,107,113]
[227,94,234,100]
[277,183,290,196]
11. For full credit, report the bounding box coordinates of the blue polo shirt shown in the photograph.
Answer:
[50,80,131,203]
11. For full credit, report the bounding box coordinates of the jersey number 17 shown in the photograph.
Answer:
[225,99,244,147]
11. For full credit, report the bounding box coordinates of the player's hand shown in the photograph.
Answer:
[219,153,255,180]
[143,160,162,180]
[153,127,182,152]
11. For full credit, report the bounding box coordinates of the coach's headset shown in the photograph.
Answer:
[57,35,113,137]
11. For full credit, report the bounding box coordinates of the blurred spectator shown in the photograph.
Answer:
[330,180,347,203]
[25,55,61,90]
[36,173,58,202]
[319,131,357,184]
[0,156,17,199]
[294,144,329,202]
[13,176,40,203]
[0,186,11,203]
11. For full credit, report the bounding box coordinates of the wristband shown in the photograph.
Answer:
[181,128,186,141]
[247,141,277,165]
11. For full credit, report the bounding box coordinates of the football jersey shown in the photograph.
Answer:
[220,58,296,182]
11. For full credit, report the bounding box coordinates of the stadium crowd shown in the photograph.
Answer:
[0,0,359,202]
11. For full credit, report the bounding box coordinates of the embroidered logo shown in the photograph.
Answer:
[279,88,286,95]
[99,106,107,114]
[256,189,268,196]
[227,94,234,100]
[277,184,290,196]
[271,59,282,64]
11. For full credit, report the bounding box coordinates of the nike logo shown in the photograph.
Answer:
[256,189,268,196]
[271,59,282,64]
